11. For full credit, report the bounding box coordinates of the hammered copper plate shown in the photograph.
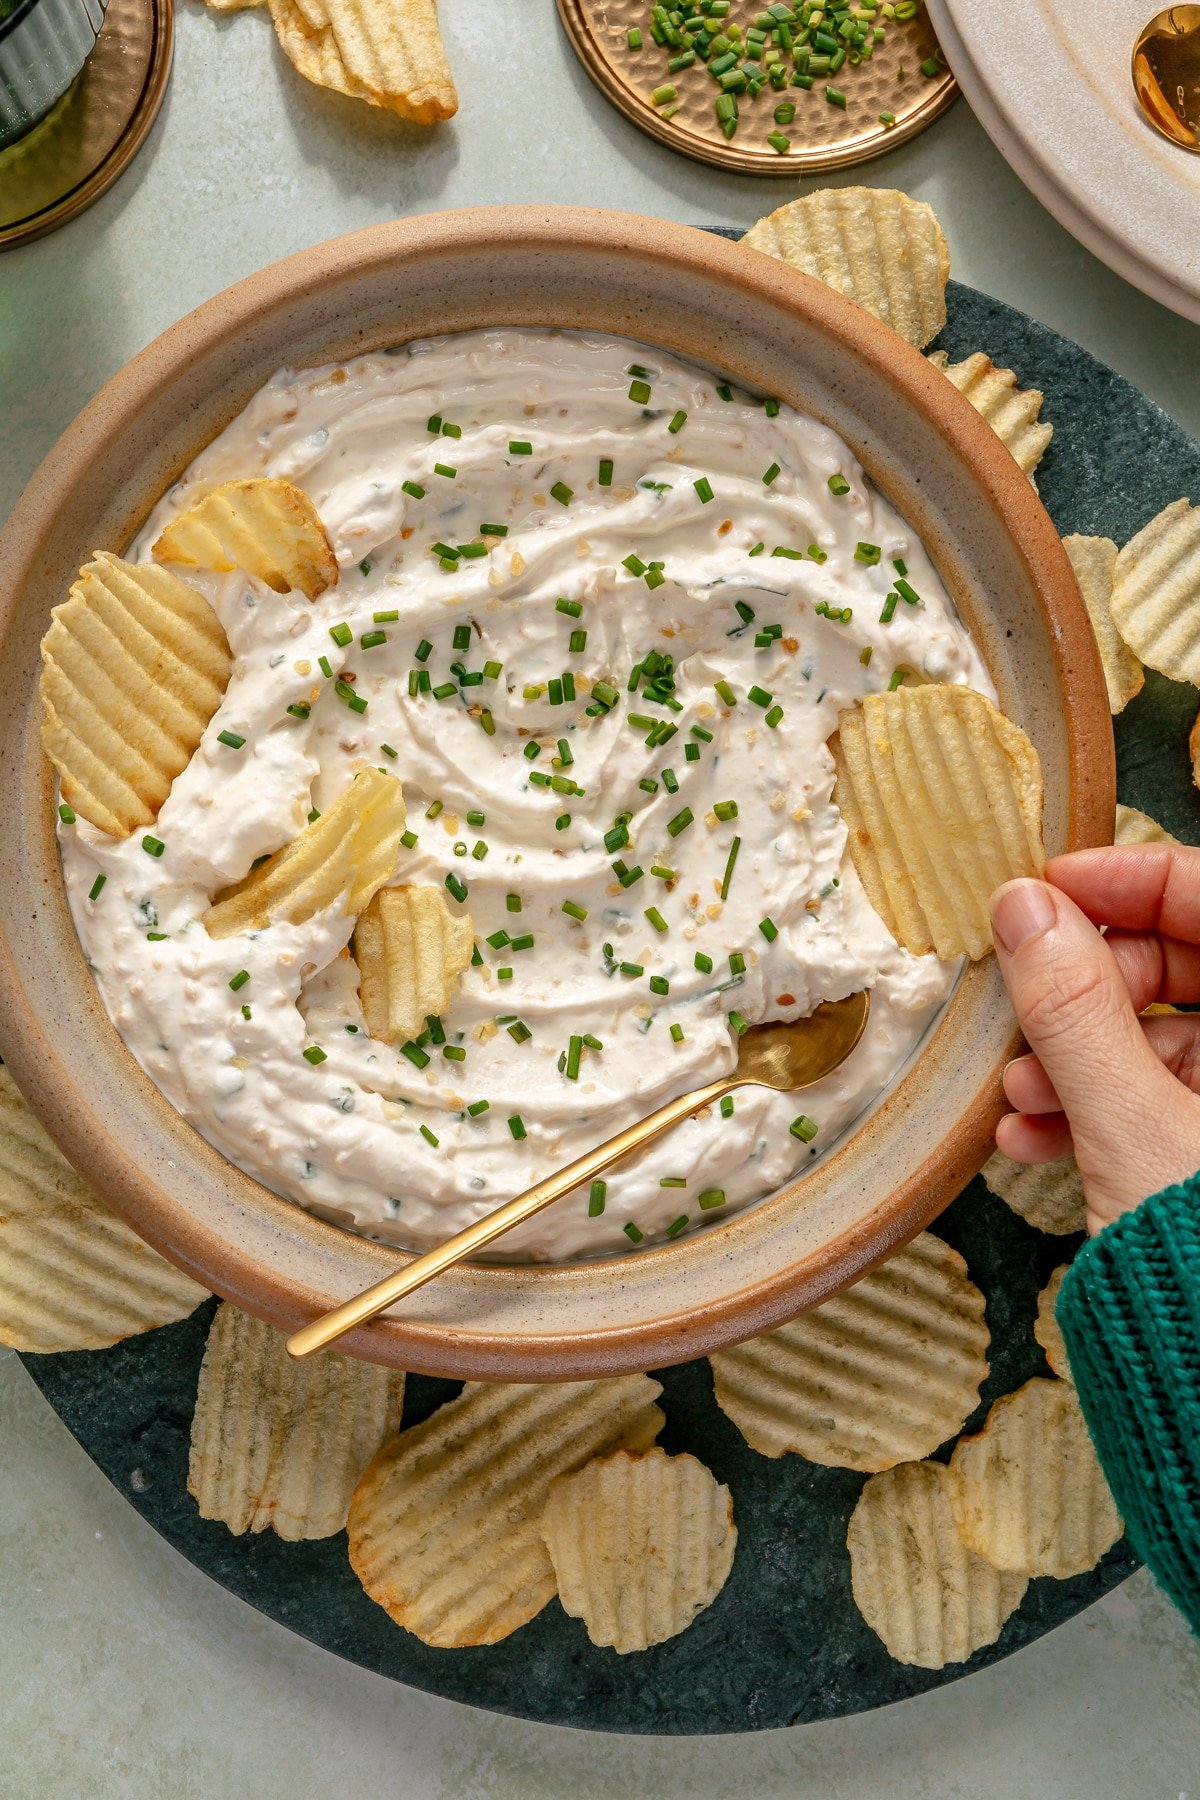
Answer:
[0,0,172,249]
[557,0,956,173]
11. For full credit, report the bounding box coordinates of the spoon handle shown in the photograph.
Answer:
[285,1071,736,1359]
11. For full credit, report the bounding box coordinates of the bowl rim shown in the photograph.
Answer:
[0,205,1114,1376]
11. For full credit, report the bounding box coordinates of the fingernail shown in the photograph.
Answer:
[991,880,1057,953]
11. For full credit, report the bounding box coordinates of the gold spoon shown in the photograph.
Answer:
[285,990,870,1360]
[1133,5,1200,150]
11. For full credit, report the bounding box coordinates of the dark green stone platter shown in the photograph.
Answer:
[19,266,1200,1735]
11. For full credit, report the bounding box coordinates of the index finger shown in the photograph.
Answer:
[1044,843,1200,943]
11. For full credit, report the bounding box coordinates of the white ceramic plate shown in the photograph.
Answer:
[926,0,1200,324]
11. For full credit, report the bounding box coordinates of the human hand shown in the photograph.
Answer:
[990,844,1200,1234]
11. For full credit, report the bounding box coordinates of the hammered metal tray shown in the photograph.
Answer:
[557,0,956,174]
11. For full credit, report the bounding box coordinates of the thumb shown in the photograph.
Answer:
[990,878,1200,1217]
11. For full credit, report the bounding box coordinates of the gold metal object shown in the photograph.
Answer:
[286,991,871,1359]
[555,0,956,176]
[0,0,173,250]
[1133,6,1200,150]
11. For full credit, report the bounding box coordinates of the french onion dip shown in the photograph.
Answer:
[61,328,992,1260]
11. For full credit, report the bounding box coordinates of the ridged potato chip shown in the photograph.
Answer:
[188,1302,404,1540]
[1111,498,1200,685]
[0,1067,207,1352]
[981,1149,1086,1235]
[832,684,1045,960]
[1115,801,1177,846]
[848,1461,1028,1669]
[1061,535,1144,714]
[709,1232,988,1472]
[355,884,474,1044]
[205,767,406,939]
[347,1376,664,1647]
[153,478,338,599]
[948,1377,1121,1578]
[40,552,231,837]
[927,351,1053,481]
[1034,1266,1071,1382]
[269,0,456,121]
[743,187,949,349]
[540,1448,736,1654]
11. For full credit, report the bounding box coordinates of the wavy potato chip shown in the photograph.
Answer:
[205,767,405,939]
[269,0,456,120]
[153,478,338,599]
[1061,535,1144,714]
[540,1448,736,1654]
[949,1377,1121,1578]
[709,1232,988,1471]
[981,1149,1086,1235]
[347,1376,664,1647]
[927,351,1053,481]
[1111,498,1200,685]
[832,684,1045,960]
[848,1461,1028,1669]
[355,884,473,1044]
[0,1067,207,1352]
[1034,1266,1072,1382]
[743,187,949,349]
[40,552,231,836]
[188,1302,404,1540]
[1115,801,1178,846]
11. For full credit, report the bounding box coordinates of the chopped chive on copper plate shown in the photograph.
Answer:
[555,0,956,175]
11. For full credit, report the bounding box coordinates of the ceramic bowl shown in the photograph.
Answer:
[0,207,1113,1379]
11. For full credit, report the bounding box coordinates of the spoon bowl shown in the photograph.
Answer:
[286,992,871,1359]
[1133,5,1200,150]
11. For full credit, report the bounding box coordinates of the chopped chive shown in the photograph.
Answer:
[762,462,781,486]
[650,83,677,105]
[287,702,311,720]
[623,1222,645,1244]
[790,1113,818,1142]
[759,917,779,942]
[827,473,851,495]
[509,440,533,456]
[895,578,922,606]
[729,951,746,977]
[685,743,700,763]
[434,463,457,479]
[693,476,714,504]
[713,799,738,822]
[880,593,900,623]
[142,835,165,858]
[825,84,847,105]
[302,1045,327,1065]
[336,678,368,714]
[716,384,733,401]
[649,975,670,996]
[510,934,535,953]
[623,553,647,577]
[467,1099,490,1116]
[359,558,374,577]
[443,1045,466,1062]
[619,962,644,978]
[889,668,906,691]
[508,1020,532,1043]
[508,1114,527,1141]
[146,932,169,942]
[661,768,679,794]
[698,1188,726,1210]
[592,680,619,709]
[452,624,471,650]
[565,1035,582,1080]
[668,410,688,434]
[445,872,467,903]
[670,1023,684,1044]
[589,1180,607,1217]
[318,655,333,678]
[471,841,488,862]
[767,130,791,153]
[715,679,737,706]
[644,906,668,933]
[480,522,508,538]
[748,685,773,708]
[720,1095,734,1118]
[728,1009,749,1035]
[400,1040,430,1070]
[466,809,486,827]
[765,704,784,728]
[562,900,588,921]
[859,646,873,667]
[329,622,353,648]
[598,457,614,486]
[229,969,250,991]
[550,481,573,506]
[667,807,693,837]
[628,379,652,404]
[216,728,247,749]
[720,835,741,900]
[58,802,76,824]
[506,893,522,913]
[402,479,425,499]
[419,1123,439,1146]
[360,630,387,650]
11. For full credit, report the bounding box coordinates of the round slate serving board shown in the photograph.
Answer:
[18,266,1200,1736]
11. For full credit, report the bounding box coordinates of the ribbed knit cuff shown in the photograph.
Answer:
[1057,1174,1200,1635]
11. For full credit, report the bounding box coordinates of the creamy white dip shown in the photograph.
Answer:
[60,328,991,1260]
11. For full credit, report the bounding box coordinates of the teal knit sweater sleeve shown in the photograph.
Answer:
[1057,1173,1200,1634]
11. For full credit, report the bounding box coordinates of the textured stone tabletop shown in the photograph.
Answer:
[3,2,1200,1791]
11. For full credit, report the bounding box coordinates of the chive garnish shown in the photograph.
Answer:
[467,1099,489,1116]
[360,631,387,650]
[58,803,75,824]
[748,685,773,708]
[402,479,425,499]
[480,522,507,537]
[598,458,613,486]
[720,835,741,900]
[434,463,457,479]
[628,378,652,404]
[400,1041,430,1069]
[880,593,899,623]
[142,835,164,858]
[443,1045,466,1062]
[550,481,573,506]
[508,1114,527,1140]
[229,970,250,991]
[693,476,714,504]
[667,808,693,837]
[509,440,532,456]
[649,975,670,995]
[565,1035,582,1080]
[445,873,467,903]
[419,1123,439,1146]
[318,656,333,678]
[790,1114,818,1142]
[624,1222,644,1244]
[644,906,668,933]
[854,542,881,565]
[562,900,588,921]
[329,622,353,647]
[759,917,779,942]
[302,1045,327,1064]
[889,669,906,691]
[589,1181,607,1217]
[698,1189,726,1211]
[715,679,737,707]
[765,704,783,728]
[713,799,738,821]
[556,597,582,618]
[729,1010,749,1035]
[828,473,851,495]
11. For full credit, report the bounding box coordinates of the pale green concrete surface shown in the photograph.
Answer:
[3,3,1200,1790]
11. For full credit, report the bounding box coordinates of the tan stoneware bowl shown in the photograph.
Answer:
[0,207,1113,1380]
